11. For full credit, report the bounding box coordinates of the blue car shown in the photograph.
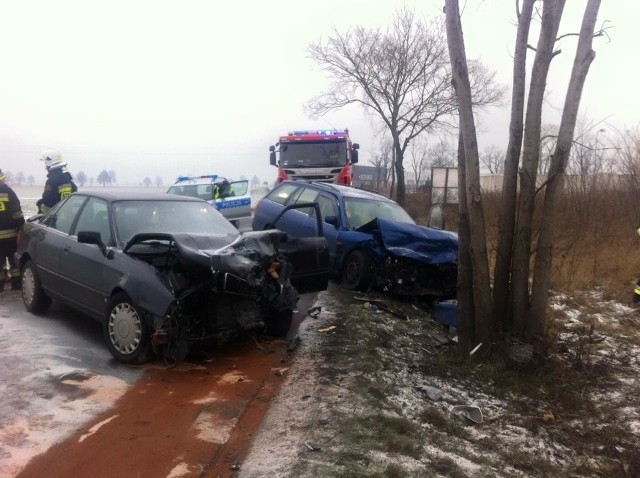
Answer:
[252,181,458,298]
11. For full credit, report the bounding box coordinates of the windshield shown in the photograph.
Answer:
[113,200,239,245]
[344,198,416,230]
[279,141,348,168]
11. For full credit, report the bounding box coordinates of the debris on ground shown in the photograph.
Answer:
[318,325,336,333]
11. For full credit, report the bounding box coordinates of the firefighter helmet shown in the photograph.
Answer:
[41,149,66,170]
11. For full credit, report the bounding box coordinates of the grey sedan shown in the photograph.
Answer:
[16,191,329,364]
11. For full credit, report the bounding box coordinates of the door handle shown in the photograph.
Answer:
[63,245,71,253]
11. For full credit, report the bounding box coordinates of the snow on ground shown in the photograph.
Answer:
[240,285,640,476]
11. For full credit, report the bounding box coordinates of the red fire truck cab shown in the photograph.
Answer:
[269,129,359,185]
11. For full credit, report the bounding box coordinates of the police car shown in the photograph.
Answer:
[166,175,251,228]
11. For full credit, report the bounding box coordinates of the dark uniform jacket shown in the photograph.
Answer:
[38,168,77,212]
[0,182,24,240]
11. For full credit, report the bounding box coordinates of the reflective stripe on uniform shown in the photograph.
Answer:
[634,288,640,296]
[58,183,74,200]
[0,228,18,239]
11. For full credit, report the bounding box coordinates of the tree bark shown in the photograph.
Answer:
[530,0,601,346]
[493,0,535,336]
[511,0,566,340]
[455,131,475,352]
[445,0,494,348]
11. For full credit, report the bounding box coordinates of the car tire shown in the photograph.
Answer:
[104,292,151,364]
[264,308,293,337]
[21,260,52,314]
[342,250,373,291]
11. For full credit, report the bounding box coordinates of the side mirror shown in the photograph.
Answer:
[325,215,339,228]
[78,230,108,256]
[351,143,359,164]
[269,148,276,166]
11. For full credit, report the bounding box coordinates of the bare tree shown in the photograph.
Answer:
[408,140,430,189]
[428,139,455,167]
[479,145,505,174]
[445,0,603,356]
[530,0,602,345]
[445,0,495,351]
[369,140,393,188]
[76,171,88,187]
[307,7,502,206]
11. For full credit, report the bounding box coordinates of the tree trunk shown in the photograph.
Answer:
[445,0,494,348]
[530,0,601,348]
[456,131,475,353]
[493,0,535,336]
[394,141,406,206]
[511,0,566,340]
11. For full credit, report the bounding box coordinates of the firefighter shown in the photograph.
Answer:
[0,168,24,292]
[36,150,77,213]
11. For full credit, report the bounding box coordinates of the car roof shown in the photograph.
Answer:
[73,190,203,203]
[278,180,395,202]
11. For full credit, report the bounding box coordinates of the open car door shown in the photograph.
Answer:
[267,202,330,294]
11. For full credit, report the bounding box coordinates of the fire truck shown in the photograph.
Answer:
[269,129,359,184]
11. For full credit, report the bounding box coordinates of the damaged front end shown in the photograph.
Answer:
[123,230,300,364]
[358,218,458,298]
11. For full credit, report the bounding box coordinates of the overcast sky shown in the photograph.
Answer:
[0,1,637,186]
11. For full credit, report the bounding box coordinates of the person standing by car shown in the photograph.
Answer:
[36,149,77,213]
[0,168,24,291]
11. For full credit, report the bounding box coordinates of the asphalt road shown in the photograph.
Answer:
[0,278,319,477]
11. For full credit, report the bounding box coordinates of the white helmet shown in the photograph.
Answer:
[41,149,66,169]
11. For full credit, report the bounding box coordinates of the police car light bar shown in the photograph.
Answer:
[176,174,219,181]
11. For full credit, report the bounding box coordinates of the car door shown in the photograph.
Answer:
[60,197,113,317]
[214,180,251,220]
[34,195,88,297]
[314,193,341,270]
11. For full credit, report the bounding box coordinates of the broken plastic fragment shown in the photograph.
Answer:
[318,325,336,333]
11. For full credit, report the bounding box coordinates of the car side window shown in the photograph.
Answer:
[45,195,87,234]
[294,188,318,216]
[73,197,112,245]
[317,194,339,222]
[267,184,300,205]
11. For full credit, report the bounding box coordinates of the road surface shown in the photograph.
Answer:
[0,285,318,477]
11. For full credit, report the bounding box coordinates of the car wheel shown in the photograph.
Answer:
[342,250,373,291]
[264,308,293,337]
[21,260,51,314]
[104,293,150,364]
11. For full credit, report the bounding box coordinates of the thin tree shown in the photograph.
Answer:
[307,7,501,206]
[530,0,602,346]
[444,0,494,351]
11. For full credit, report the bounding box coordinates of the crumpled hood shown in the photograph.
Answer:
[358,218,458,265]
[165,230,286,273]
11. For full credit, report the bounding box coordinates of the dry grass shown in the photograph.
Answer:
[404,184,639,302]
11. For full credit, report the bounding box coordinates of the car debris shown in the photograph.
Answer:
[416,385,443,402]
[318,325,337,333]
[451,405,483,424]
[305,442,322,452]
